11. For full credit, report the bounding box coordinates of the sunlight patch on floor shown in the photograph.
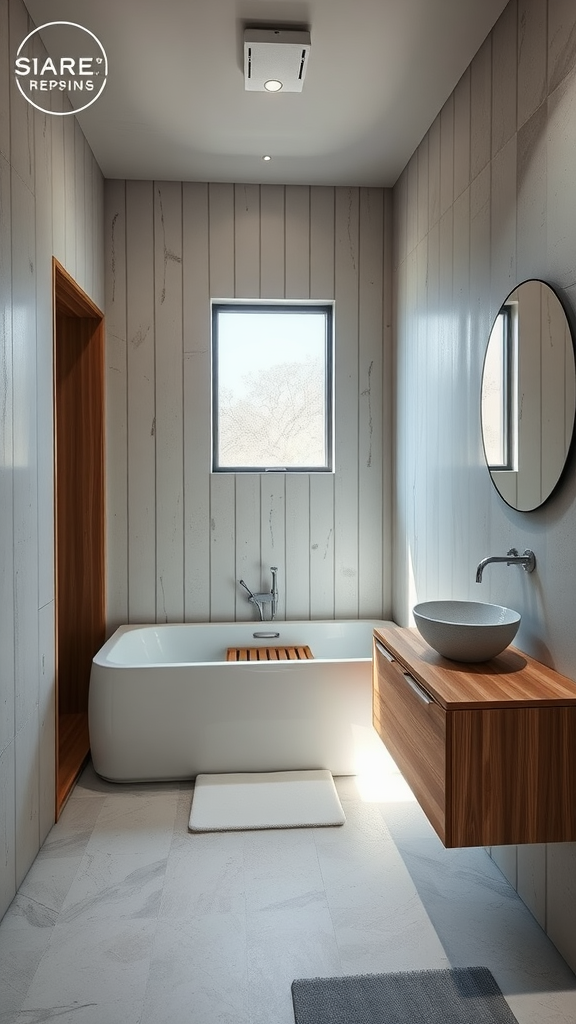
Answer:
[352,743,416,803]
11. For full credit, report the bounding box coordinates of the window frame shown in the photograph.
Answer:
[211,301,334,474]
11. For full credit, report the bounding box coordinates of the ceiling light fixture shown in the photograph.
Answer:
[262,155,272,161]
[244,28,311,93]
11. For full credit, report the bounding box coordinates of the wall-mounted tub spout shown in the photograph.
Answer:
[239,571,277,621]
[271,566,278,619]
[475,548,536,583]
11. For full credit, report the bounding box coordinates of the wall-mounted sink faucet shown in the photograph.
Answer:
[239,566,279,621]
[475,548,536,583]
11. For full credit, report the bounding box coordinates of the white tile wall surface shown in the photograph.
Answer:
[0,0,104,919]
[393,0,576,973]
[104,182,393,628]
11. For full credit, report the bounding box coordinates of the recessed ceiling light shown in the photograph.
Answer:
[262,155,272,162]
[264,79,283,92]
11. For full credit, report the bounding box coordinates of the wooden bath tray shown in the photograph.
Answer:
[226,645,314,662]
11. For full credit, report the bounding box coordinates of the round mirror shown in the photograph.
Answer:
[481,280,576,511]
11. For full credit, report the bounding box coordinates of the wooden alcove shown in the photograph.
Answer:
[53,259,105,815]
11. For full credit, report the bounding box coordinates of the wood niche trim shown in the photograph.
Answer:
[53,259,106,815]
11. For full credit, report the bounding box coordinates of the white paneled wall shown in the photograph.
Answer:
[105,182,393,628]
[393,0,576,973]
[0,0,104,919]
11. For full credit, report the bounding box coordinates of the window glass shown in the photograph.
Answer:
[212,304,333,472]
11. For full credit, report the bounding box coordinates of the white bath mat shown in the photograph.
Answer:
[188,769,346,832]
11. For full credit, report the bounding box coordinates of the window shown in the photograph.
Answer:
[212,303,333,472]
[481,305,515,470]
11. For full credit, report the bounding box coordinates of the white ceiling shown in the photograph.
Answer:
[23,0,509,186]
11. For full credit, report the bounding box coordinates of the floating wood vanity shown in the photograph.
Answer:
[372,626,576,848]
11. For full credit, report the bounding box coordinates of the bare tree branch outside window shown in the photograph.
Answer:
[213,305,333,471]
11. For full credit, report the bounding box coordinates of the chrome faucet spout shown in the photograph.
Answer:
[475,548,536,583]
[270,566,278,620]
[239,579,265,621]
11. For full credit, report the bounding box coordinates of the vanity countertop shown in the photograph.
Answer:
[374,625,576,710]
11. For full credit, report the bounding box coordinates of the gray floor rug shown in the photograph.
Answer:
[291,967,519,1024]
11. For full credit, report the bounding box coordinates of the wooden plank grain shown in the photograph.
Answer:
[374,626,576,708]
[450,706,576,846]
[373,643,446,843]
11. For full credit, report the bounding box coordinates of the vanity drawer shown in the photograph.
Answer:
[373,638,447,843]
[373,626,576,847]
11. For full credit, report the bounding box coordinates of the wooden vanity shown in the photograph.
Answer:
[373,626,576,848]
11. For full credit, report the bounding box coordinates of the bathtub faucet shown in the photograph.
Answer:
[475,548,536,583]
[238,567,279,621]
[270,566,278,619]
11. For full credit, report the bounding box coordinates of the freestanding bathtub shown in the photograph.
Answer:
[88,620,392,782]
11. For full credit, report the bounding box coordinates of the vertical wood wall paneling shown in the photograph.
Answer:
[424,220,440,604]
[183,182,211,621]
[285,474,311,620]
[34,107,56,840]
[358,188,384,617]
[393,0,576,975]
[438,207,455,597]
[260,185,285,299]
[50,116,65,266]
[234,183,260,298]
[309,473,335,618]
[309,186,335,616]
[452,187,472,596]
[63,115,76,276]
[285,185,310,300]
[8,0,33,191]
[470,36,492,182]
[310,187,335,300]
[94,167,105,310]
[0,0,105,919]
[261,474,286,615]
[0,143,15,810]
[209,184,236,619]
[126,181,156,621]
[334,187,360,617]
[113,179,388,626]
[105,181,128,630]
[469,165,492,573]
[0,0,9,162]
[411,225,427,600]
[259,184,286,614]
[83,133,94,298]
[74,121,86,289]
[381,189,393,616]
[284,186,311,619]
[235,474,262,620]
[12,172,38,732]
[154,182,184,621]
[11,168,40,884]
[34,108,54,613]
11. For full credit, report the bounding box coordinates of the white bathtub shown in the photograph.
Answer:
[88,620,392,782]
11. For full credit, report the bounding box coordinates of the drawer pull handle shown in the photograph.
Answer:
[403,672,433,705]
[375,639,395,662]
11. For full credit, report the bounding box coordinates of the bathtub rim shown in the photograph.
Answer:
[93,619,392,669]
